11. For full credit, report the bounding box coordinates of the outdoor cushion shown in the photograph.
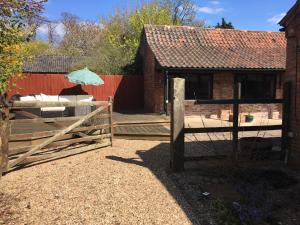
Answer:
[20,96,36,101]
[75,95,93,116]
[35,95,43,101]
[59,95,77,102]
[76,95,93,102]
[40,93,65,112]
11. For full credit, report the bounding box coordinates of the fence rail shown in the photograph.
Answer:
[170,78,291,172]
[10,100,108,109]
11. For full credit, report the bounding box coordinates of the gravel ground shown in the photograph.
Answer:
[0,140,197,225]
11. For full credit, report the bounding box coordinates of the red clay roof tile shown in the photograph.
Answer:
[144,25,286,71]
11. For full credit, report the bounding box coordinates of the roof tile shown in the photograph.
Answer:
[23,55,81,73]
[144,25,286,70]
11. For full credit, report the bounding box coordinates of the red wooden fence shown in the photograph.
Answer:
[8,73,144,111]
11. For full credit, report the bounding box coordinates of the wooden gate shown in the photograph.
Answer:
[170,78,292,172]
[0,96,113,176]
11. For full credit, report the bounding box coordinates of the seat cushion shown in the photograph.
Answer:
[40,94,65,112]
[76,95,94,102]
[59,95,77,102]
[20,96,36,101]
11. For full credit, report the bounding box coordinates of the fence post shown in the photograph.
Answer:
[0,93,9,177]
[108,97,114,147]
[170,78,185,172]
[232,83,240,160]
[282,82,292,163]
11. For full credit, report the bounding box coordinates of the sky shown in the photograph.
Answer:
[37,0,297,39]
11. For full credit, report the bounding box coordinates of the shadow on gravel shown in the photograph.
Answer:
[106,141,227,225]
[107,138,298,225]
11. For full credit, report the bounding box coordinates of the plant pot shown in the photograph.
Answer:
[245,114,254,123]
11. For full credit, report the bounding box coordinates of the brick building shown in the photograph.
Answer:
[280,0,300,167]
[140,25,286,120]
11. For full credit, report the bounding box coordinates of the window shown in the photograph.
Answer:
[167,74,213,100]
[184,75,213,100]
[237,74,276,99]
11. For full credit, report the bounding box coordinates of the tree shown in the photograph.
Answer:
[25,40,56,56]
[159,0,197,25]
[215,18,234,29]
[76,2,176,74]
[58,12,102,56]
[0,0,47,92]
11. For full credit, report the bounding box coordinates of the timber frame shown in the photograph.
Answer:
[170,78,292,172]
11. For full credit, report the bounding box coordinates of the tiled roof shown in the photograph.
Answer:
[144,25,286,71]
[23,55,81,73]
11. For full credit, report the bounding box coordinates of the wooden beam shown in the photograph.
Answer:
[170,78,185,172]
[9,134,111,156]
[114,134,170,141]
[11,101,108,109]
[0,94,10,175]
[8,105,108,169]
[10,114,110,124]
[14,110,39,119]
[16,142,111,166]
[184,155,227,162]
[9,124,110,141]
[194,98,283,105]
[115,120,170,126]
[184,125,282,134]
[108,97,113,146]
[50,133,111,148]
[232,83,240,160]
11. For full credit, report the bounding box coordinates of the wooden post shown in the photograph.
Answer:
[170,78,185,172]
[282,82,292,163]
[108,97,114,147]
[232,83,240,160]
[0,93,9,177]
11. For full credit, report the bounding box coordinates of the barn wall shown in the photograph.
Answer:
[8,73,144,111]
[283,9,300,168]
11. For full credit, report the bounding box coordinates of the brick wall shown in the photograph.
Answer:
[283,15,300,167]
[183,73,282,119]
[143,42,165,113]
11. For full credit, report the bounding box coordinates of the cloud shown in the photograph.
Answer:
[209,1,220,5]
[37,24,48,35]
[55,23,65,37]
[267,13,286,24]
[37,22,65,39]
[196,6,224,14]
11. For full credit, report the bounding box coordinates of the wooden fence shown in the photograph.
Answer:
[8,74,144,111]
[0,95,114,177]
[170,78,291,172]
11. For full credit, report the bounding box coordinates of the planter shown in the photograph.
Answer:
[245,114,254,123]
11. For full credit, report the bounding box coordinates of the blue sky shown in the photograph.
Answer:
[38,0,296,39]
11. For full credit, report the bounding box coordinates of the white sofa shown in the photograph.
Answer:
[19,94,94,117]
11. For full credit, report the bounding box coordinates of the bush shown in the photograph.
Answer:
[213,198,240,225]
[233,182,273,225]
[213,181,273,225]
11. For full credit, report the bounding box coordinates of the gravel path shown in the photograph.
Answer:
[0,140,196,225]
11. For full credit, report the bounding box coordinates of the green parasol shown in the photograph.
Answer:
[66,67,104,86]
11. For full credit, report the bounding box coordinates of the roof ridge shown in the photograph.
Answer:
[144,24,284,34]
